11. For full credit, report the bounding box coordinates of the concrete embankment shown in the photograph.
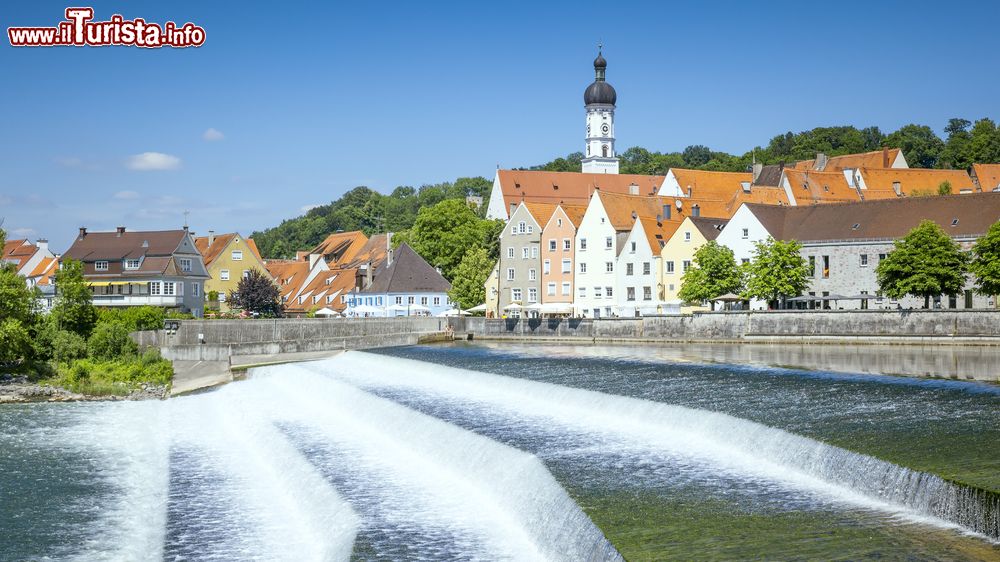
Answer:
[134,317,451,395]
[451,310,1000,345]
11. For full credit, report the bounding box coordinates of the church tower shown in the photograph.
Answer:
[581,49,619,174]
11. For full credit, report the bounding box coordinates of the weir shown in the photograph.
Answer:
[311,351,1000,542]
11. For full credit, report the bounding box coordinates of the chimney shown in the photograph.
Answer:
[183,225,189,232]
[752,162,763,182]
[815,153,829,171]
[686,186,693,198]
[892,181,902,196]
[882,147,890,168]
[629,183,639,195]
[78,227,87,239]
[308,253,322,269]
[366,261,373,287]
[208,230,215,246]
[36,239,49,254]
[386,232,394,266]
[296,250,309,261]
[116,226,126,237]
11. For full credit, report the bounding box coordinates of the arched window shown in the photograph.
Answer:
[602,145,608,157]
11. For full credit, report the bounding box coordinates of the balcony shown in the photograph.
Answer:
[90,294,185,307]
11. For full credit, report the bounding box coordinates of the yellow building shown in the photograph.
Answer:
[194,231,270,311]
[659,216,728,311]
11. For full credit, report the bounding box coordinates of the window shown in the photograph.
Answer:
[606,286,613,297]
[626,263,634,276]
[531,247,538,259]
[594,286,603,298]
[220,292,227,302]
[163,282,175,296]
[683,260,691,272]
[561,259,571,273]
[643,286,652,300]
[742,228,749,239]
[692,204,701,217]
[395,296,403,304]
[666,261,675,274]
[421,297,428,305]
[220,269,230,281]
[510,225,517,236]
[808,256,816,277]
[879,253,886,262]
[243,270,250,279]
[580,262,587,273]
[149,281,161,296]
[860,254,869,267]
[822,255,830,278]
[511,288,522,302]
[578,286,587,298]
[528,269,536,281]
[543,260,551,275]
[630,241,637,253]
[580,238,588,251]
[741,258,750,265]
[606,262,614,273]
[518,221,526,234]
[563,238,571,251]
[232,250,243,261]
[605,237,613,249]
[507,247,515,259]
[179,258,192,273]
[522,247,530,259]
[561,282,570,295]
[643,262,651,275]
[95,261,108,271]
[547,282,556,296]
[684,231,691,242]
[408,296,415,304]
[527,225,534,235]
[528,288,537,302]
[506,268,515,281]
[192,283,200,297]
[557,218,563,227]
[125,259,141,270]
[549,240,557,251]
[627,287,636,301]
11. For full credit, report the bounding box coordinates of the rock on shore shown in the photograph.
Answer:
[0,374,169,403]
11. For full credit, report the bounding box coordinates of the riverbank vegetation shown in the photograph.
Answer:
[0,228,173,397]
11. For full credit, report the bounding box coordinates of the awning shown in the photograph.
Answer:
[87,281,134,287]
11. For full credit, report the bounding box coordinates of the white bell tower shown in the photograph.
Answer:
[581,48,619,174]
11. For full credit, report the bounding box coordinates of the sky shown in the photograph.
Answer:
[2,0,998,251]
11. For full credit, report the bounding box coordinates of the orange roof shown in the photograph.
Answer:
[557,204,588,228]
[246,239,263,261]
[973,164,1000,192]
[28,256,58,285]
[669,169,753,199]
[599,192,671,230]
[794,149,901,171]
[858,168,975,199]
[783,169,861,205]
[193,233,237,266]
[638,217,678,253]
[285,267,359,314]
[265,259,311,293]
[522,202,559,227]
[2,239,37,270]
[310,231,368,265]
[496,169,666,209]
[340,233,389,269]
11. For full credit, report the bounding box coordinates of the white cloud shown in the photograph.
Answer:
[203,128,225,141]
[127,152,181,171]
[113,190,139,200]
[11,227,37,238]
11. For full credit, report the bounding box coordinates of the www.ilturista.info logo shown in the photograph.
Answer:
[8,7,205,48]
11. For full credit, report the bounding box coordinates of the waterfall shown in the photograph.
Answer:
[310,351,1000,542]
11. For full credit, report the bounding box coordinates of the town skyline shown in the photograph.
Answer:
[3,0,999,250]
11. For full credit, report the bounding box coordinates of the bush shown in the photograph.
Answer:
[0,318,32,365]
[53,355,173,395]
[88,322,138,360]
[97,306,166,332]
[52,330,88,363]
[31,314,58,361]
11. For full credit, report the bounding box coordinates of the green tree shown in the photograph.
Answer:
[52,258,97,337]
[682,145,712,167]
[230,269,283,316]
[0,318,32,365]
[449,247,492,310]
[742,238,810,308]
[938,181,952,195]
[970,220,1000,298]
[88,322,139,360]
[884,124,944,168]
[52,330,88,363]
[396,199,489,280]
[967,118,1000,165]
[876,220,969,308]
[0,262,37,324]
[678,241,743,303]
[941,118,972,169]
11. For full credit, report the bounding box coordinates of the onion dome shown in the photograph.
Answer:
[584,50,616,105]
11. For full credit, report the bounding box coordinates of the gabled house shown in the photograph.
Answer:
[485,169,666,221]
[717,193,1000,310]
[659,168,790,214]
[347,243,452,317]
[971,164,1000,192]
[193,231,270,310]
[62,226,209,317]
[25,256,59,312]
[540,204,587,305]
[310,230,369,265]
[2,238,55,277]
[496,202,557,314]
[266,253,360,317]
[779,168,861,205]
[615,216,672,316]
[794,148,908,172]
[660,216,728,306]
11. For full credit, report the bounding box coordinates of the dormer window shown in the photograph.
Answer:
[179,258,192,273]
[951,218,959,226]
[124,259,140,270]
[95,261,108,271]
[852,223,861,230]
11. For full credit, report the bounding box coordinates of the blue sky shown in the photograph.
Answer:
[2,0,998,251]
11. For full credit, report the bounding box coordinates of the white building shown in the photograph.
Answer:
[581,50,619,174]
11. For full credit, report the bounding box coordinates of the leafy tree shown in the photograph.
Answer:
[449,247,492,310]
[230,269,282,316]
[876,220,969,308]
[88,322,139,360]
[0,262,36,324]
[742,238,810,308]
[941,118,972,170]
[52,330,88,363]
[395,199,489,280]
[938,181,952,195]
[970,220,1000,297]
[480,219,505,263]
[968,118,1000,165]
[884,124,944,168]
[678,241,743,303]
[52,258,97,337]
[682,145,712,167]
[0,318,32,365]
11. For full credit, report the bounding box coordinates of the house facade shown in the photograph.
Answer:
[540,205,586,305]
[496,202,555,315]
[346,244,452,317]
[660,216,728,305]
[2,238,55,278]
[615,217,668,316]
[193,231,270,311]
[62,227,209,317]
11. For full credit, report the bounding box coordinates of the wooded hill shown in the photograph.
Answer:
[251,118,1000,259]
